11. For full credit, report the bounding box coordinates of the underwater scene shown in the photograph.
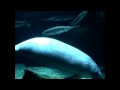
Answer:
[15,11,105,79]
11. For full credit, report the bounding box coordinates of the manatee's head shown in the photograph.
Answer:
[15,44,20,51]
[15,44,21,53]
[15,37,50,60]
[15,42,26,52]
[15,39,31,54]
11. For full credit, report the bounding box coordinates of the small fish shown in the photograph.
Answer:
[70,11,88,26]
[42,25,79,36]
[15,21,31,28]
[42,16,74,21]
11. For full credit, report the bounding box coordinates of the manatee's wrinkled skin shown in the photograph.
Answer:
[15,37,103,79]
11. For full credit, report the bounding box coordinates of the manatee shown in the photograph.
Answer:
[15,37,103,79]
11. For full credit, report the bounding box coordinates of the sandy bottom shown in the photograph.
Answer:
[15,64,100,79]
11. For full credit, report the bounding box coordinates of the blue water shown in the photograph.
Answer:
[15,11,105,79]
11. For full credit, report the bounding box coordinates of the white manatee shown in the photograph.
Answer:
[15,37,103,79]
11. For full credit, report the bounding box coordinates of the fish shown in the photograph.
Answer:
[15,21,31,28]
[42,25,79,36]
[42,16,74,21]
[70,11,88,26]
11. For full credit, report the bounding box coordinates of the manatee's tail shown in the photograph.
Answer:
[98,65,105,79]
[97,70,104,79]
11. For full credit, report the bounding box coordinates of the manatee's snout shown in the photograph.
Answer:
[15,45,20,51]
[15,44,22,52]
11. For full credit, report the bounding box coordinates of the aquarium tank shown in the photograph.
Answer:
[15,11,105,79]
